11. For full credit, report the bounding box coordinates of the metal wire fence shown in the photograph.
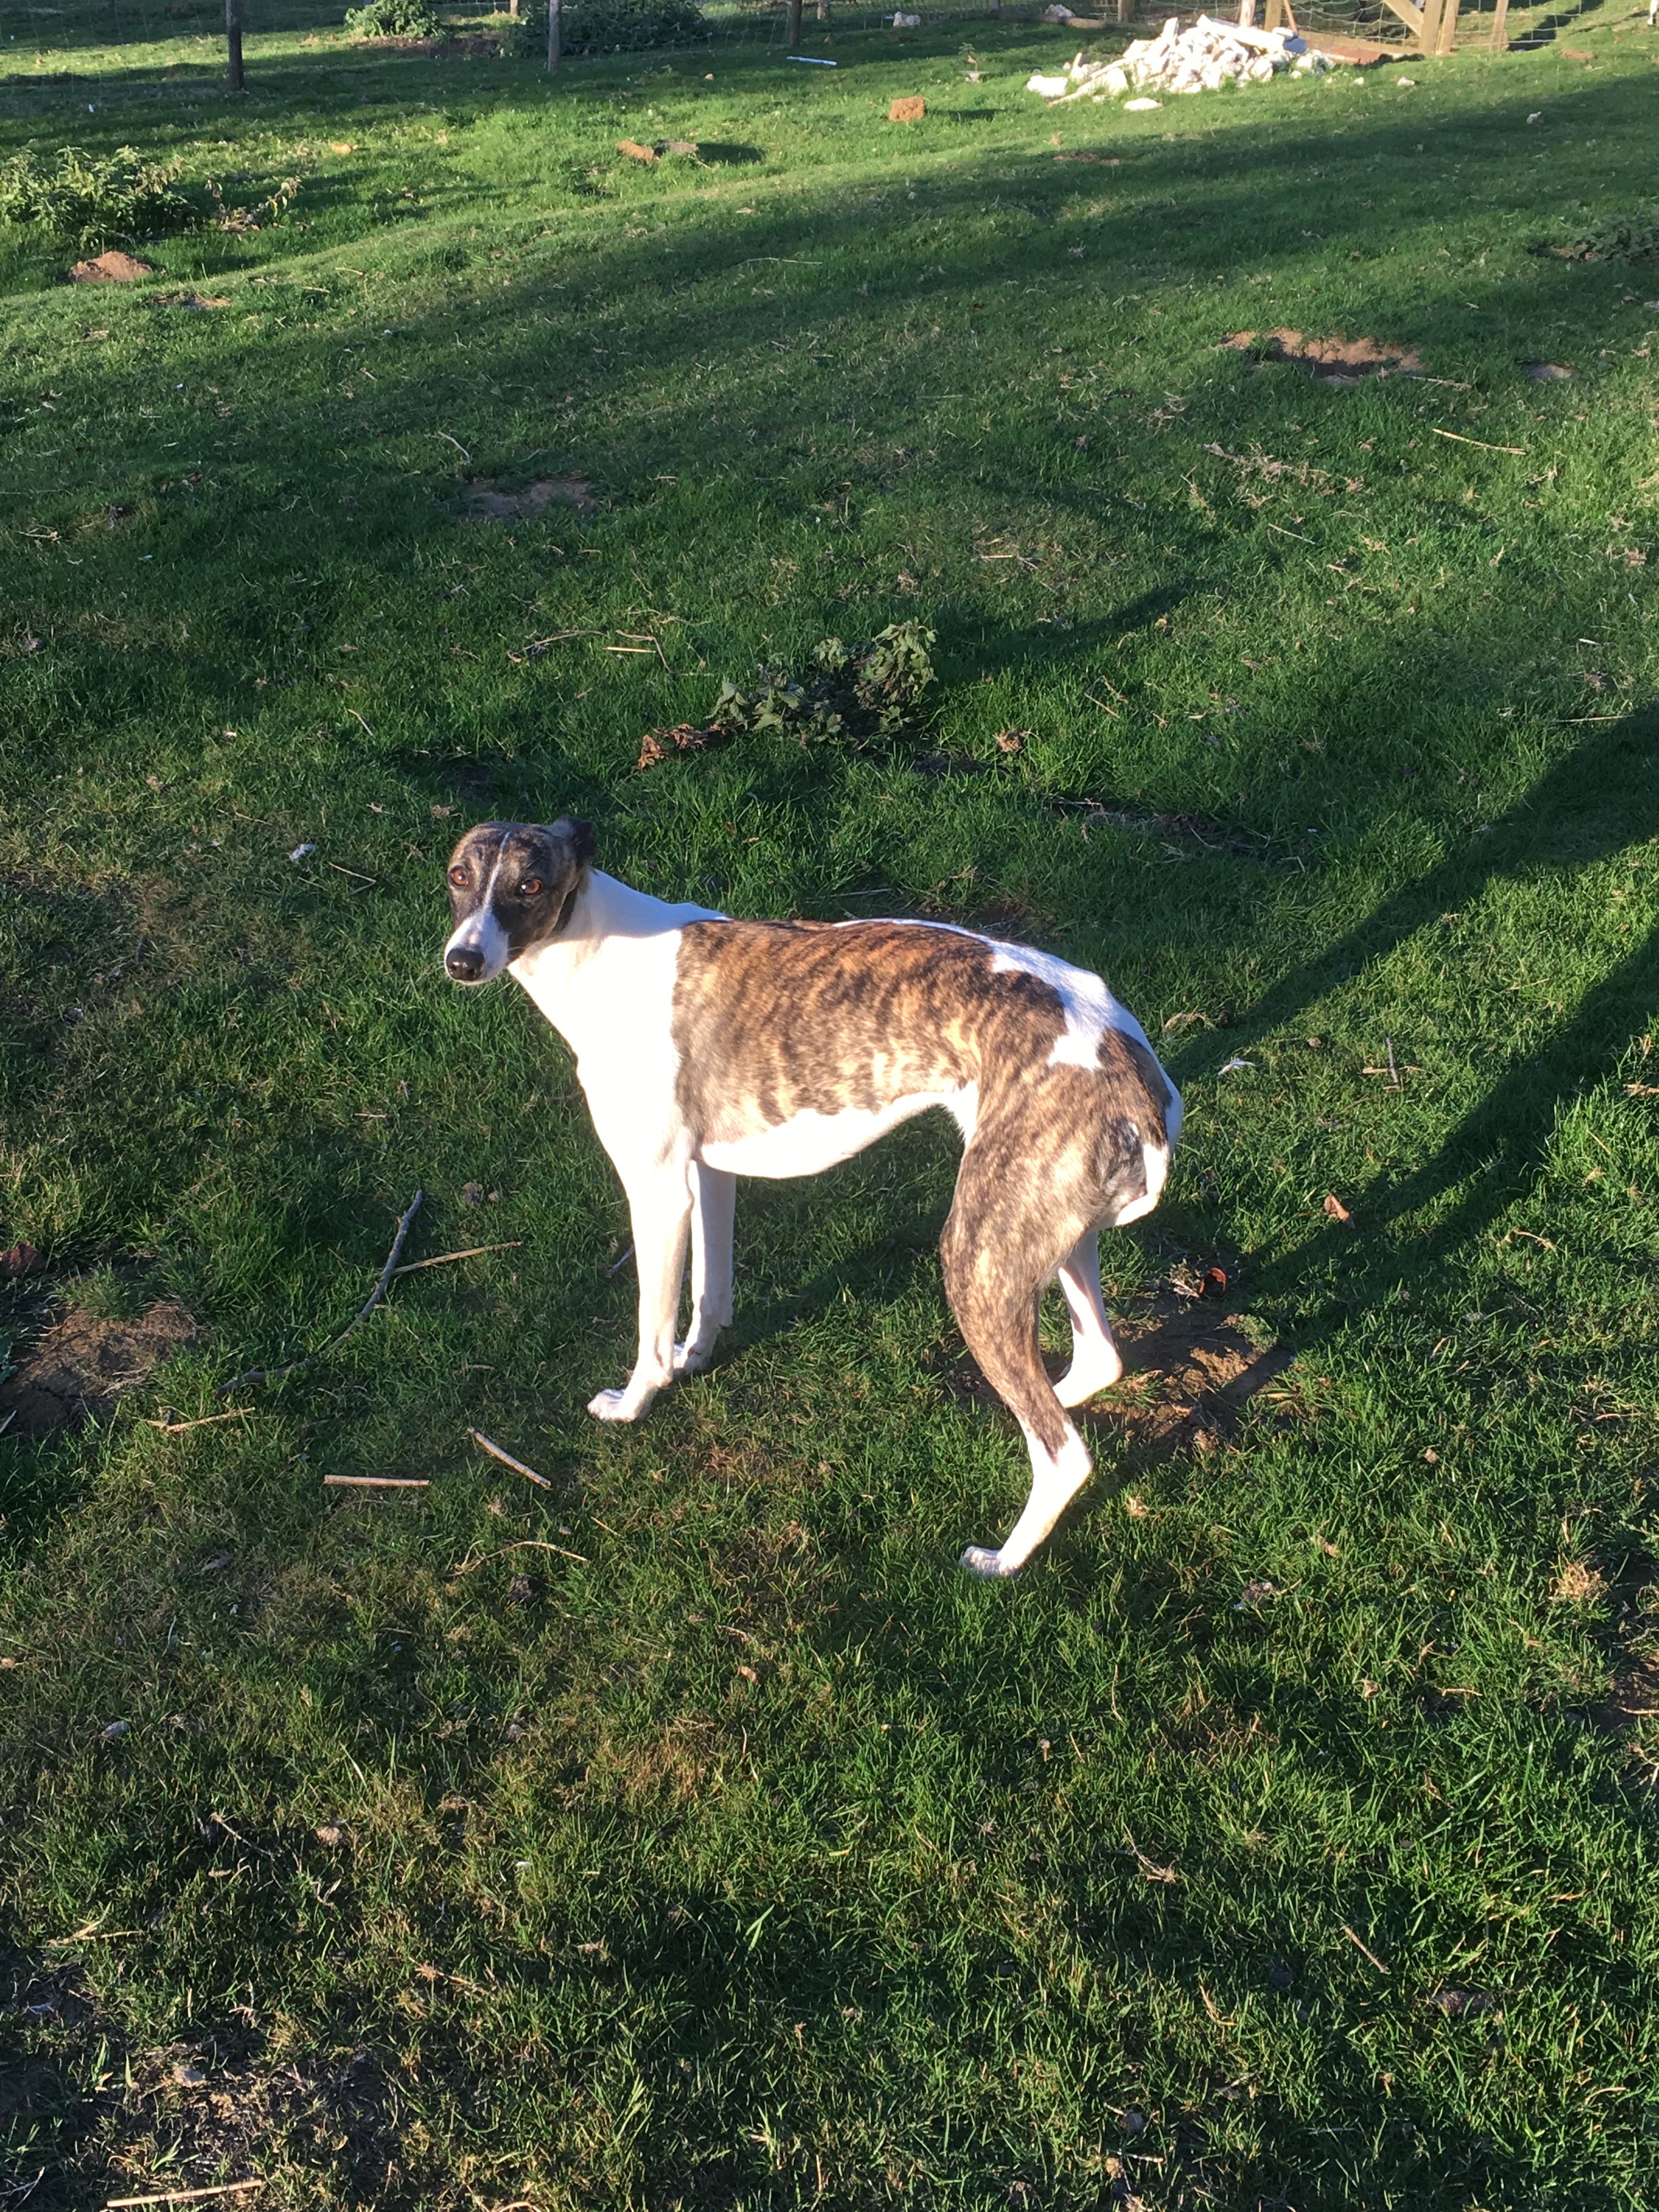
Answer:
[1,0,1503,84]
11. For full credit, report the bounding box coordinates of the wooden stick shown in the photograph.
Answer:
[323,1475,429,1489]
[1340,1922,1389,1974]
[391,1242,522,1276]
[454,1537,589,1571]
[144,1408,251,1433]
[467,1427,552,1491]
[605,1242,635,1278]
[106,2185,264,2210]
[217,1189,424,1392]
[1431,427,1525,455]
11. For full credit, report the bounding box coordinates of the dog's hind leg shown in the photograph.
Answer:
[676,1163,735,1377]
[940,1152,1094,1578]
[1053,1231,1123,1408]
[589,1169,693,1423]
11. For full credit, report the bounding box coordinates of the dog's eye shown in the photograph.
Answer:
[520,878,543,898]
[448,867,469,889]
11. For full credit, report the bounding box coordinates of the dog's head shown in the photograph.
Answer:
[442,817,597,985]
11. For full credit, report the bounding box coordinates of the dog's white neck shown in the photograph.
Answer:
[509,869,717,1058]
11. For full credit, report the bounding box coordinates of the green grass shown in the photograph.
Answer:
[3,3,1659,2204]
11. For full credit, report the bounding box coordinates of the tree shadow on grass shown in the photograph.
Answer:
[1168,702,1659,1334]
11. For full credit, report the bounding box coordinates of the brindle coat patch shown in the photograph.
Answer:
[672,921,1171,1457]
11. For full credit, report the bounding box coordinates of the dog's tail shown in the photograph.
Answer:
[940,1128,1099,1577]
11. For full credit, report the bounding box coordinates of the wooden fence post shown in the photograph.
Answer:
[1488,0,1509,45]
[787,0,803,45]
[224,0,244,89]
[546,0,560,67]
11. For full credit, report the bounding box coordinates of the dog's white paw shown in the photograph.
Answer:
[587,1387,641,1422]
[959,1544,1019,1579]
[672,1338,714,1378]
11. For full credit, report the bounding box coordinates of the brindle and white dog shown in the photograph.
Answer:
[443,818,1181,1578]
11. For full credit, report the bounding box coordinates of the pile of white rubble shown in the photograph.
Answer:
[1026,16,1340,102]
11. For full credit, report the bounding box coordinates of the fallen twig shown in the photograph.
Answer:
[1340,1922,1389,1974]
[105,2185,265,2210]
[216,1189,424,1392]
[391,1242,522,1276]
[145,1408,251,1434]
[453,1538,589,1572]
[1124,1829,1180,1883]
[605,1242,635,1278]
[468,1427,552,1491]
[323,1474,429,1489]
[1431,427,1525,455]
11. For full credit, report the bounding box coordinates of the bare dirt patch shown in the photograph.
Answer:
[67,251,153,285]
[1081,1291,1294,1455]
[1221,329,1423,385]
[936,1279,1293,1458]
[104,2040,406,2202]
[2,1299,196,1436]
[459,475,596,524]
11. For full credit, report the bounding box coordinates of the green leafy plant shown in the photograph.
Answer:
[344,0,444,37]
[0,144,192,252]
[709,621,938,747]
[516,0,706,56]
[1560,211,1659,265]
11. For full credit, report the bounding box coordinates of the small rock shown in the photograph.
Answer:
[1124,96,1162,110]
[461,1181,484,1208]
[1524,361,1573,380]
[314,1822,345,1846]
[288,843,315,861]
[172,2061,207,2086]
[102,1718,129,1739]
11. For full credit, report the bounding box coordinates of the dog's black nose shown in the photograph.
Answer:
[445,945,486,983]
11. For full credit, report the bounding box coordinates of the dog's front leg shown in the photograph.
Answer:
[675,1164,735,1378]
[589,1171,693,1423]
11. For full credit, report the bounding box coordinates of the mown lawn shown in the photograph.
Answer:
[2,3,1658,2204]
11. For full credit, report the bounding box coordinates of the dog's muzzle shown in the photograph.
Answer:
[445,943,488,984]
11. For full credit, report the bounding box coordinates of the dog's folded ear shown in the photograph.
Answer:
[552,816,597,869]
